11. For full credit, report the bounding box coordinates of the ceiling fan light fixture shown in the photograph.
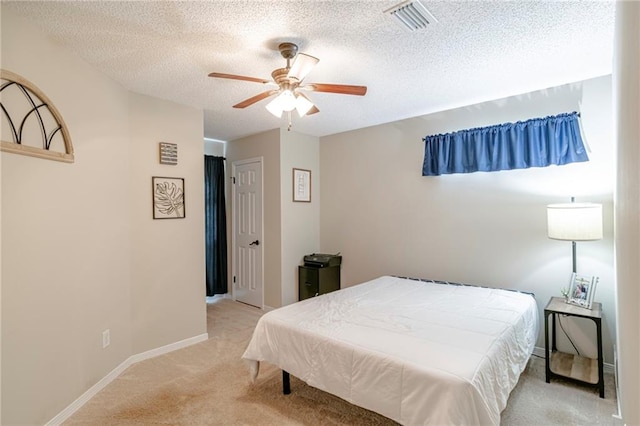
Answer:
[295,94,314,117]
[265,97,284,118]
[266,90,297,117]
[278,90,297,111]
[288,53,320,82]
[266,91,315,118]
[210,41,366,120]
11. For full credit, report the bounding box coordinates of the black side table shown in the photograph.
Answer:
[298,265,340,301]
[544,296,604,398]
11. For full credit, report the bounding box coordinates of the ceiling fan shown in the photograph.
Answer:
[208,42,367,120]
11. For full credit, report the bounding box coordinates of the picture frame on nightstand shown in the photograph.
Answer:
[567,273,598,309]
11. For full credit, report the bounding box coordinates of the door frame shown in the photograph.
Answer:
[231,157,265,308]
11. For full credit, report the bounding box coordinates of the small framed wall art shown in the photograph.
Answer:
[159,142,178,165]
[152,176,185,219]
[293,168,311,202]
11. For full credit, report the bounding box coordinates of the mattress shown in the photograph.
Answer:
[242,275,538,425]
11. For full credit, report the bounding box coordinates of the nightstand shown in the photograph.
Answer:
[544,296,604,398]
[298,265,340,301]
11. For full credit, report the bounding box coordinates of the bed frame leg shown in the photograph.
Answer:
[282,370,291,395]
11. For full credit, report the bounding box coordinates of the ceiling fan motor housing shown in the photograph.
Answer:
[278,42,299,60]
[272,68,297,91]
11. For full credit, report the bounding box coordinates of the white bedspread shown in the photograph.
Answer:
[242,275,538,425]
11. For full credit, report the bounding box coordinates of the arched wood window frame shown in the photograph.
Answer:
[0,69,74,163]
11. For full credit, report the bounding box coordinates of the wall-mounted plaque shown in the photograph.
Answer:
[159,142,177,165]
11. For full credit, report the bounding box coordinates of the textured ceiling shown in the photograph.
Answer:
[4,1,615,142]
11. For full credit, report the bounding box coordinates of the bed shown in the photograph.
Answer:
[242,275,538,425]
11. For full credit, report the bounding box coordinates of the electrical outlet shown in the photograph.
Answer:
[102,329,110,348]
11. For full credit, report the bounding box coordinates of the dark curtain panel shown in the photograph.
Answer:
[422,112,589,176]
[205,155,227,296]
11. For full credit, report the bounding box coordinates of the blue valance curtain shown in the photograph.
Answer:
[422,112,588,176]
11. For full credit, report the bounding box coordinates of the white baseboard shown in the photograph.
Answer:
[531,346,614,374]
[129,333,208,364]
[46,333,209,426]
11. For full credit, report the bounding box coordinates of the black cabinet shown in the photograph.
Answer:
[298,265,340,300]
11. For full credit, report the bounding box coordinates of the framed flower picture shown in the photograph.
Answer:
[152,176,185,219]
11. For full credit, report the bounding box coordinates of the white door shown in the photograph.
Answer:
[232,159,263,308]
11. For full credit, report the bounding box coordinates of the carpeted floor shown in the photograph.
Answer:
[65,298,621,425]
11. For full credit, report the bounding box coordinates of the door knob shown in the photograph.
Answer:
[249,240,260,246]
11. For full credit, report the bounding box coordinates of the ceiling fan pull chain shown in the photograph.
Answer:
[287,111,292,131]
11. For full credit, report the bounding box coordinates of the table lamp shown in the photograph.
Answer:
[547,199,603,273]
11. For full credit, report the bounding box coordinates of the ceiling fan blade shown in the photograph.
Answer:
[233,90,278,109]
[304,83,367,96]
[208,72,271,84]
[287,53,319,82]
[306,105,320,115]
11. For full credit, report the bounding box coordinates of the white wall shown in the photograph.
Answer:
[226,128,320,308]
[280,130,320,305]
[613,1,640,423]
[320,76,616,362]
[204,140,225,157]
[0,5,3,419]
[1,9,131,423]
[128,93,206,354]
[1,8,206,424]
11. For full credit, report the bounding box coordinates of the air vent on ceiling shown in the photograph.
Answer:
[384,0,438,32]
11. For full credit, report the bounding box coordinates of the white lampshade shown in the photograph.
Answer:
[287,53,319,82]
[294,94,314,117]
[265,90,297,118]
[547,203,603,241]
[265,99,283,118]
[277,90,297,111]
[266,91,315,118]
